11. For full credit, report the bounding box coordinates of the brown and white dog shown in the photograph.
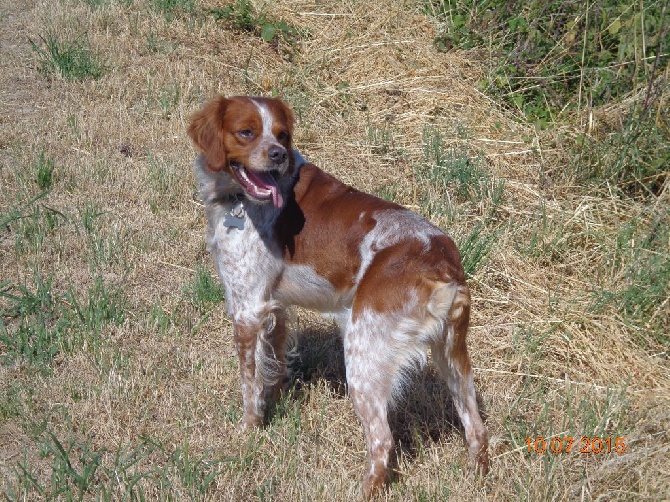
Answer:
[188,96,489,497]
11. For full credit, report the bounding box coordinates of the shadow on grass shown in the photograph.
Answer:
[277,323,489,464]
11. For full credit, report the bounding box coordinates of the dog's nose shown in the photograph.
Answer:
[268,145,287,164]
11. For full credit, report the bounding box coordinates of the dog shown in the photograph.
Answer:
[188,96,489,497]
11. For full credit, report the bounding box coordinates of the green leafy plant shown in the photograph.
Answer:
[209,0,305,44]
[427,0,668,122]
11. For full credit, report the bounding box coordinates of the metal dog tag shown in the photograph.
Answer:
[223,201,245,230]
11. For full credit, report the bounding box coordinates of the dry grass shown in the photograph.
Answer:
[1,0,668,500]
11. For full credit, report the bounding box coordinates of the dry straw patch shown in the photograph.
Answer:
[1,0,668,500]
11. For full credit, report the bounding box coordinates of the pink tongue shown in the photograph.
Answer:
[270,185,283,208]
[245,169,284,208]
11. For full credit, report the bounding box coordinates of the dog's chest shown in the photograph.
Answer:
[208,203,284,311]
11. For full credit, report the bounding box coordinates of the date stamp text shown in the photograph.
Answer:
[525,436,626,454]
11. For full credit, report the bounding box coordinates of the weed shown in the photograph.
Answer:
[148,300,174,335]
[377,183,399,203]
[146,31,177,53]
[157,81,181,118]
[574,103,669,197]
[415,126,504,225]
[209,0,305,45]
[77,202,126,270]
[426,0,669,202]
[102,439,159,499]
[506,378,630,456]
[0,272,62,369]
[42,432,102,500]
[83,0,109,7]
[30,33,105,81]
[420,126,490,202]
[64,277,126,336]
[169,444,222,497]
[368,124,394,155]
[4,198,66,257]
[368,123,405,164]
[79,202,103,236]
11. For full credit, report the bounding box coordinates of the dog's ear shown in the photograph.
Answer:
[279,99,295,144]
[187,97,230,172]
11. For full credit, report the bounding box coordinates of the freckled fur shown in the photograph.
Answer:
[188,95,490,498]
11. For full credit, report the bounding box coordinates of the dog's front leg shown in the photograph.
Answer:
[233,321,266,428]
[233,309,288,428]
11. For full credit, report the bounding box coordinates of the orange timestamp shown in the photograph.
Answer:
[525,436,626,454]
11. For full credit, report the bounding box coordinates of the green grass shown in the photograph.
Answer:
[34,152,55,191]
[593,212,670,345]
[505,379,630,457]
[425,0,668,199]
[76,202,128,270]
[149,0,196,22]
[457,223,500,278]
[30,33,105,81]
[0,272,125,371]
[156,82,181,119]
[3,431,225,501]
[2,193,65,257]
[573,104,669,197]
[182,266,225,312]
[426,0,669,122]
[413,127,504,276]
[417,127,503,218]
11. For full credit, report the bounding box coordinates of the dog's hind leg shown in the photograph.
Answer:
[430,285,489,475]
[343,307,420,499]
[344,337,396,499]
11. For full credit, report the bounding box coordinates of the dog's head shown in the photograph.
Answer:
[188,96,295,208]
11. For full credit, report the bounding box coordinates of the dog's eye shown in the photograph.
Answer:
[238,129,254,139]
[277,131,289,142]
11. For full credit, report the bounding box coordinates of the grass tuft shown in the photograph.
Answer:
[29,33,105,81]
[183,266,225,312]
[149,0,196,22]
[34,152,55,191]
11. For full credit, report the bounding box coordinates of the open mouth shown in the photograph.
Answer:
[230,162,284,208]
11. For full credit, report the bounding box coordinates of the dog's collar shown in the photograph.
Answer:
[222,192,245,203]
